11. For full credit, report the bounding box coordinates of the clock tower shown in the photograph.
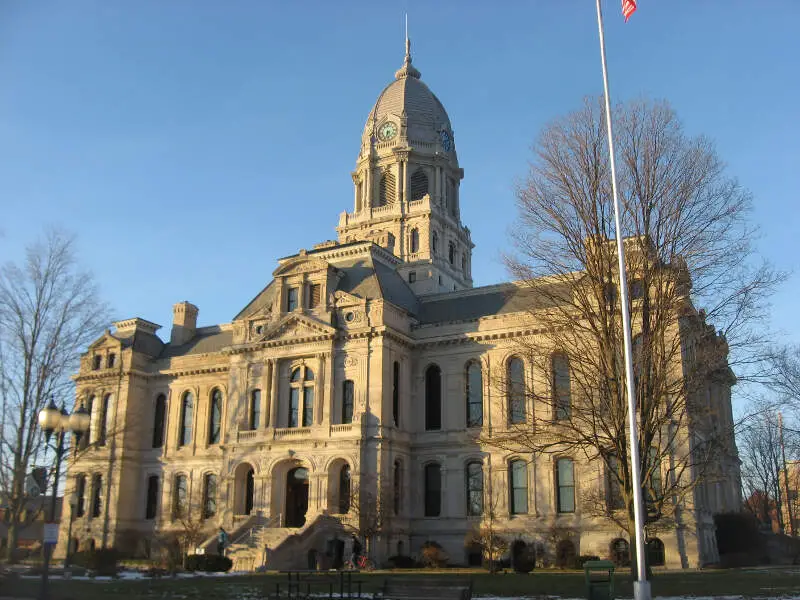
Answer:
[337,39,473,295]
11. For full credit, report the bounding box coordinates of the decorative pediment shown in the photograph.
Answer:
[332,290,365,307]
[272,256,330,278]
[257,313,337,346]
[86,330,122,351]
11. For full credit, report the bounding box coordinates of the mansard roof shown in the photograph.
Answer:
[159,325,233,358]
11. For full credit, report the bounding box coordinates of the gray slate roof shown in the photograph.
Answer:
[159,326,233,358]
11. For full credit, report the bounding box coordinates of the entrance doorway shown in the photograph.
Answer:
[285,467,309,527]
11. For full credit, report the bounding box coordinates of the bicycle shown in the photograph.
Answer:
[343,554,375,571]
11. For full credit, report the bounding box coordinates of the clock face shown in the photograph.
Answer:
[378,121,397,142]
[440,129,452,152]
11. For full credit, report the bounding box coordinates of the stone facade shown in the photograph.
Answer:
[56,43,740,570]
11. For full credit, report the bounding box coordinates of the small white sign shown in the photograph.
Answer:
[43,523,59,545]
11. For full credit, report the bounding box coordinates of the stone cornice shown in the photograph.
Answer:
[228,332,336,354]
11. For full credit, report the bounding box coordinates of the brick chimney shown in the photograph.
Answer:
[170,301,198,346]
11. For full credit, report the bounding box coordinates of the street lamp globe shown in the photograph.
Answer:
[69,404,91,444]
[38,399,62,439]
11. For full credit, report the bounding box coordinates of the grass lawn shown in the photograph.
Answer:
[4,568,800,599]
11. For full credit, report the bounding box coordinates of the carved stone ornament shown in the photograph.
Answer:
[343,355,358,368]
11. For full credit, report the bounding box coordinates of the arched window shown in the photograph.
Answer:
[75,474,86,517]
[377,171,396,206]
[208,389,222,444]
[392,361,400,426]
[249,389,261,430]
[508,358,526,424]
[610,538,630,566]
[410,229,419,253]
[173,474,188,519]
[289,366,315,428]
[448,242,455,265]
[203,474,218,519]
[152,394,166,448]
[179,392,193,446]
[466,462,484,516]
[556,458,575,513]
[342,380,354,424]
[466,361,483,427]
[145,475,159,520]
[552,353,571,420]
[91,474,102,518]
[386,233,396,253]
[106,353,116,369]
[409,169,429,201]
[647,537,665,566]
[424,463,441,517]
[425,365,442,431]
[509,459,528,515]
[432,232,439,254]
[92,355,102,370]
[393,460,402,515]
[98,394,111,446]
[338,465,351,514]
[84,395,95,449]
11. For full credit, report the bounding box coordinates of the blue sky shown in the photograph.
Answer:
[1,1,798,350]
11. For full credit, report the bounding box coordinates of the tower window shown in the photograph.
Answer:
[307,284,321,309]
[208,389,222,444]
[448,242,455,265]
[410,229,419,253]
[286,287,299,312]
[179,391,193,447]
[342,380,354,424]
[425,364,442,431]
[377,171,396,207]
[288,366,315,428]
[432,232,438,254]
[409,169,429,201]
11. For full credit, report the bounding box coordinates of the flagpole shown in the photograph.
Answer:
[594,2,650,599]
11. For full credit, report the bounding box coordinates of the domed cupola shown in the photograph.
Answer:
[337,39,473,296]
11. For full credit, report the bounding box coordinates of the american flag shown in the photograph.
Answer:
[622,0,637,21]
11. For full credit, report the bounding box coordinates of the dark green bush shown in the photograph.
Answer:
[513,546,536,574]
[387,555,415,568]
[184,553,233,572]
[70,548,120,576]
[714,512,763,555]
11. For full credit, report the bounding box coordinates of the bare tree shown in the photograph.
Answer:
[341,472,391,562]
[482,98,779,564]
[0,231,108,560]
[740,410,787,532]
[464,480,508,573]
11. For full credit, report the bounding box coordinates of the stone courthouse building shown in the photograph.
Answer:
[57,43,740,570]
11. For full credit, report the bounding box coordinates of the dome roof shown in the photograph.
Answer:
[361,41,455,158]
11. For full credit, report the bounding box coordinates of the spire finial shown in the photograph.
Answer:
[396,12,420,80]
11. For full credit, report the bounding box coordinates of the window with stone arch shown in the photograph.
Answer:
[377,170,396,206]
[91,473,103,518]
[465,360,483,428]
[393,459,402,515]
[425,364,442,431]
[448,241,456,265]
[509,459,528,515]
[208,389,222,444]
[552,353,571,420]
[507,357,526,424]
[289,366,315,428]
[203,473,218,519]
[97,393,111,446]
[409,168,429,201]
[432,231,439,254]
[152,394,166,448]
[338,464,351,514]
[179,391,193,447]
[173,474,188,519]
[249,389,261,430]
[410,228,419,254]
[466,461,484,516]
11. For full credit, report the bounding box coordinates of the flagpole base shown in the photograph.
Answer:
[634,580,652,600]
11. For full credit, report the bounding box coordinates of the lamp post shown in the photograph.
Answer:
[37,397,90,600]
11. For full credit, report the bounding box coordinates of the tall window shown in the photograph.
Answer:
[386,233,396,253]
[556,458,575,513]
[648,447,662,502]
[466,361,483,427]
[342,380,354,424]
[393,460,402,515]
[466,462,484,516]
[607,454,624,510]
[424,463,441,517]
[97,394,111,446]
[208,389,222,444]
[286,287,299,312]
[509,460,528,515]
[145,475,159,520]
[447,177,457,216]
[91,474,102,518]
[552,353,571,420]
[106,353,116,368]
[378,171,396,206]
[425,365,442,431]
[179,392,194,446]
[203,474,218,519]
[75,475,86,517]
[338,465,351,514]
[152,394,166,448]
[289,366,314,427]
[432,232,439,254]
[508,357,526,424]
[410,229,419,253]
[92,355,102,370]
[307,284,321,309]
[409,169,428,201]
[173,474,188,519]
[249,389,261,430]
[392,362,399,426]
[84,395,95,449]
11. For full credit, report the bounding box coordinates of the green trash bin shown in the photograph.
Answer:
[584,560,615,600]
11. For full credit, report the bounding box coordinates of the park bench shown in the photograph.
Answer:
[380,575,473,600]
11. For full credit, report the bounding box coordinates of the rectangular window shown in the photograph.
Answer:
[408,272,416,283]
[302,387,314,427]
[510,460,528,515]
[308,284,321,309]
[288,388,299,428]
[286,287,299,312]
[424,464,441,517]
[75,476,86,518]
[145,476,159,520]
[249,390,261,430]
[203,474,217,519]
[342,380,354,424]
[557,458,575,513]
[91,474,102,518]
[392,362,399,426]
